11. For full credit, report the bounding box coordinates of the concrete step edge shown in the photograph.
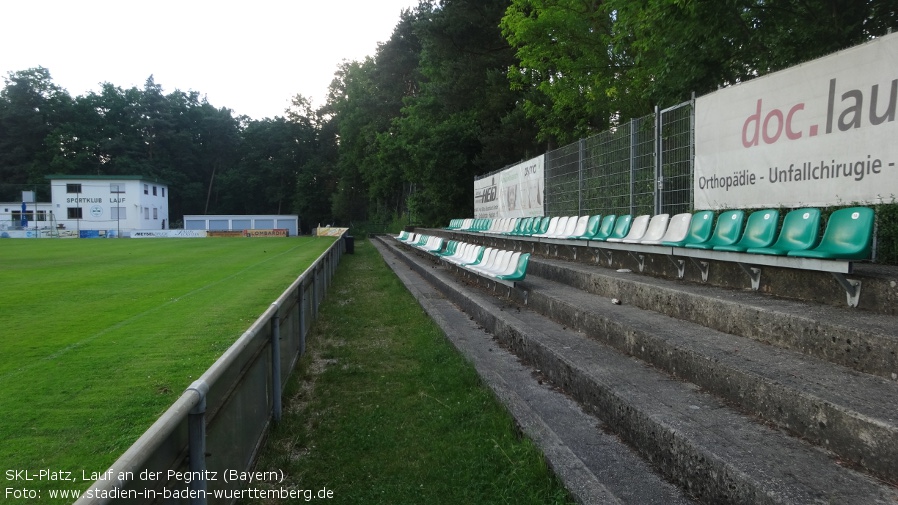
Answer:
[527,257,898,381]
[379,237,898,505]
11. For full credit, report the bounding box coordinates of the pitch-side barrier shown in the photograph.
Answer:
[74,232,348,505]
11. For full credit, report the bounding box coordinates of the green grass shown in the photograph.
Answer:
[244,239,575,505]
[0,237,335,499]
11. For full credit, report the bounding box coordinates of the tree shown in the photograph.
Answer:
[387,0,540,225]
[501,0,617,145]
[0,67,72,196]
[503,0,898,143]
[327,8,424,225]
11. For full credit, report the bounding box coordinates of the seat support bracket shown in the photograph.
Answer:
[737,263,762,290]
[831,273,861,308]
[628,251,646,272]
[595,248,613,266]
[666,256,686,279]
[689,257,710,282]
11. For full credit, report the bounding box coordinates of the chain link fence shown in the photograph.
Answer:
[544,100,693,218]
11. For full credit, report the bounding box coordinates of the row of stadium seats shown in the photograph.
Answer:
[397,231,445,253]
[396,231,530,286]
[447,206,874,260]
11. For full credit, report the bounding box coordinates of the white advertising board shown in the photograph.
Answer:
[474,155,544,218]
[131,230,207,238]
[474,175,499,218]
[695,32,898,209]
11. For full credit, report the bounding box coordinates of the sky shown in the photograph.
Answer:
[0,0,419,120]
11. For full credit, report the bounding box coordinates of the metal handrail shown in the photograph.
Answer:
[75,232,347,504]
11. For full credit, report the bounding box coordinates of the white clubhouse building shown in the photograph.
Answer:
[49,175,169,235]
[1,175,169,237]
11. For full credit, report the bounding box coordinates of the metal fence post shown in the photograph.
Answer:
[690,91,696,208]
[299,282,307,356]
[654,105,663,215]
[313,266,319,317]
[186,380,209,505]
[578,138,585,216]
[630,118,637,216]
[270,306,282,423]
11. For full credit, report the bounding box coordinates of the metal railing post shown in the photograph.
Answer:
[299,282,307,356]
[270,305,282,423]
[186,380,209,505]
[313,266,320,316]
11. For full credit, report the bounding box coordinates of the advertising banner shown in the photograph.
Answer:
[0,230,39,238]
[474,155,544,218]
[131,230,207,238]
[76,230,124,238]
[316,227,349,237]
[474,176,499,218]
[244,229,288,237]
[695,32,898,209]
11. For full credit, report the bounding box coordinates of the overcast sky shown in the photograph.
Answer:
[0,0,418,120]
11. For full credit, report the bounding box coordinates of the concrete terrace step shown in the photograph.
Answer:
[516,269,898,485]
[527,256,898,381]
[376,235,898,505]
[371,238,695,505]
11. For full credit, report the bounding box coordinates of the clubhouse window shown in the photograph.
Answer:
[111,207,126,220]
[66,183,82,193]
[110,183,124,193]
[67,207,83,219]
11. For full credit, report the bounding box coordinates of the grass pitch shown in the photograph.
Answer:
[0,237,335,497]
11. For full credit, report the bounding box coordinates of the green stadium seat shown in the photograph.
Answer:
[714,209,779,252]
[536,216,552,235]
[497,253,531,282]
[787,207,874,260]
[663,211,713,247]
[608,214,648,243]
[591,215,617,241]
[685,210,745,250]
[534,216,563,238]
[525,216,544,235]
[435,240,459,257]
[746,208,821,256]
[570,215,602,240]
[508,217,525,236]
[605,215,633,241]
